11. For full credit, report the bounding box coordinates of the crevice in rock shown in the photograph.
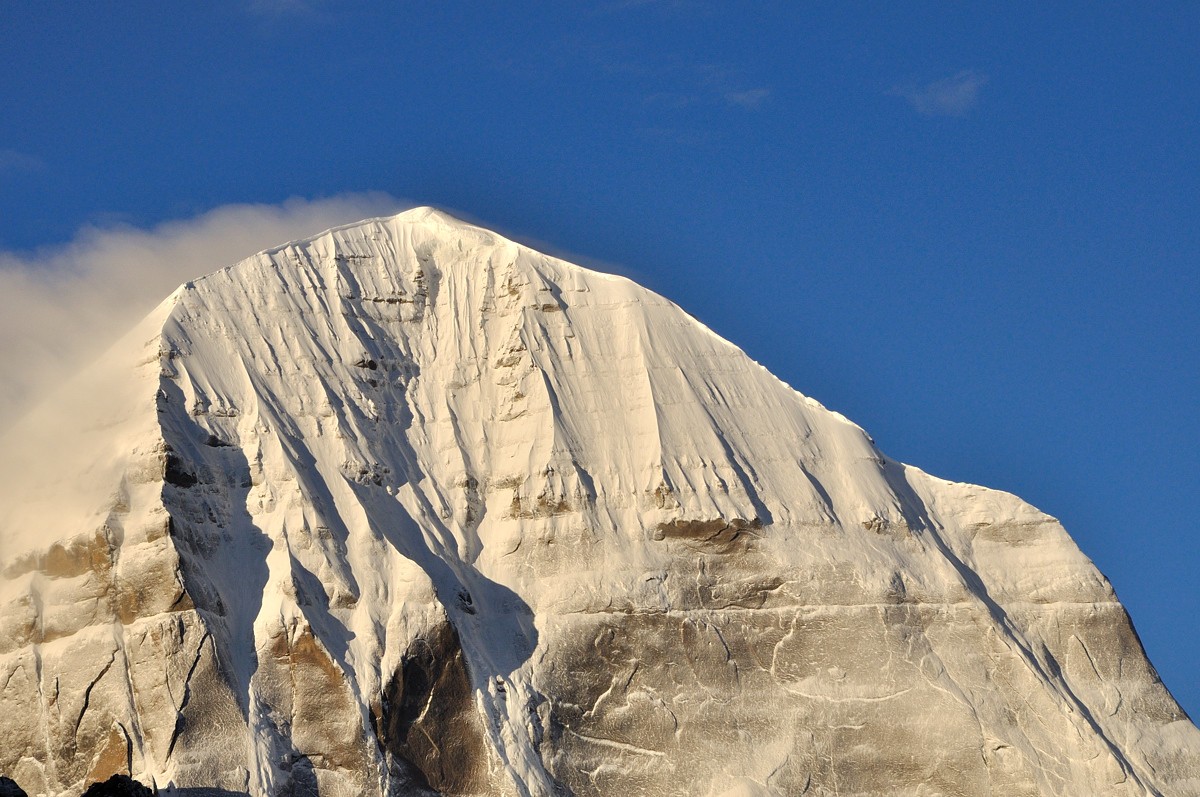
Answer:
[166,629,211,760]
[74,651,119,746]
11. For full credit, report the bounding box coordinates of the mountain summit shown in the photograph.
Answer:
[1,208,1196,796]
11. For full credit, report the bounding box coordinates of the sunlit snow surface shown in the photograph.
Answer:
[1,208,1196,796]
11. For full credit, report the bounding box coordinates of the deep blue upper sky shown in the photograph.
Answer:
[2,3,1197,716]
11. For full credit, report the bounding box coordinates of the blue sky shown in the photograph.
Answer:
[1,3,1197,716]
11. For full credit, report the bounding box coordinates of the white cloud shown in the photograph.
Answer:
[0,149,44,173]
[724,88,771,109]
[247,0,316,14]
[597,0,704,12]
[643,91,699,109]
[0,193,404,429]
[892,70,987,117]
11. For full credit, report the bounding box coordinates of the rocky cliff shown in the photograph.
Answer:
[1,208,1196,796]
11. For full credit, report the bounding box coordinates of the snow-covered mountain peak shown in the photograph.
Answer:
[1,213,1197,797]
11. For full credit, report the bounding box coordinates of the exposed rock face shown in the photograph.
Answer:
[0,208,1196,796]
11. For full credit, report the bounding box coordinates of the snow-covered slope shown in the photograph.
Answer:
[1,207,1196,797]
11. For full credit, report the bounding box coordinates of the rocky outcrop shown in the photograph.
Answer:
[0,208,1196,796]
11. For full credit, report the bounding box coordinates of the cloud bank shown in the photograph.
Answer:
[892,70,987,117]
[0,193,404,429]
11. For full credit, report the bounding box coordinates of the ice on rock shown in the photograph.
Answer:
[0,207,1197,796]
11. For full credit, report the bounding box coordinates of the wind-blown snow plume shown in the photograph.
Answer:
[0,193,404,429]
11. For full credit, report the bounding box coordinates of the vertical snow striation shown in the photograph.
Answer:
[0,207,1197,796]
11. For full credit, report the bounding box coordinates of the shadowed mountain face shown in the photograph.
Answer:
[0,208,1196,797]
